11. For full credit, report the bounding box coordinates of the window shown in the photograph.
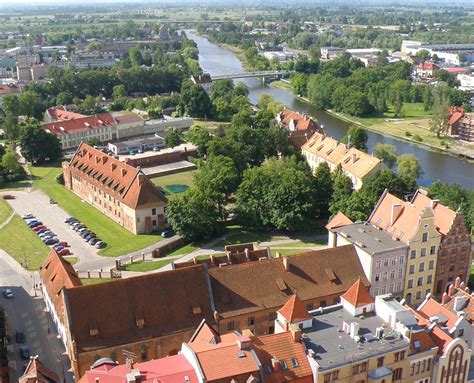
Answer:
[400,351,405,360]
[331,371,339,380]
[459,329,464,337]
[248,317,255,326]
[393,367,403,381]
[324,374,331,383]
[320,300,326,307]
[280,360,288,370]
[419,263,425,272]
[375,274,380,282]
[227,321,235,331]
[422,233,428,242]
[416,291,422,300]
[398,268,403,278]
[383,259,389,267]
[427,358,431,371]
[151,208,157,215]
[408,279,413,288]
[426,288,431,296]
[417,277,423,286]
[307,303,314,311]
[383,272,388,281]
[374,287,379,296]
[427,275,432,284]
[360,362,367,372]
[429,260,434,270]
[411,250,417,259]
[291,357,299,368]
[396,282,402,292]
[376,259,382,268]
[269,312,277,321]
[390,270,395,279]
[409,265,415,275]
[399,256,404,264]
[381,286,386,294]
[352,364,360,374]
[140,346,148,361]
[421,248,427,257]
[152,220,157,226]
[264,364,272,374]
[391,258,397,265]
[430,246,436,255]
[377,357,384,367]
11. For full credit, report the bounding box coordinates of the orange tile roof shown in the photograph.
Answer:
[209,245,370,319]
[444,289,474,323]
[189,332,260,382]
[326,212,353,230]
[39,250,82,324]
[341,277,374,308]
[43,113,117,135]
[47,106,86,121]
[19,357,60,383]
[417,298,459,329]
[278,294,311,323]
[418,62,439,71]
[279,109,319,132]
[252,332,313,383]
[66,143,167,209]
[411,191,456,236]
[113,113,143,124]
[0,84,21,95]
[408,329,437,353]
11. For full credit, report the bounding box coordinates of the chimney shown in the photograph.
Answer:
[308,349,315,358]
[455,276,461,289]
[237,335,251,350]
[441,292,448,304]
[289,324,302,342]
[448,284,455,297]
[352,153,357,163]
[283,256,289,271]
[213,310,220,323]
[95,378,100,383]
[460,281,466,290]
[350,322,360,339]
[244,248,250,260]
[271,358,280,372]
[391,204,403,225]
[431,199,439,208]
[454,296,466,312]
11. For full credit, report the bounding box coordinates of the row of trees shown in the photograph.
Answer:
[0,145,26,187]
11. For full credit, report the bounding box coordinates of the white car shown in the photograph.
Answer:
[22,213,34,220]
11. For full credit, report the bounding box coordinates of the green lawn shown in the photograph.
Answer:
[270,248,310,257]
[151,171,195,200]
[162,242,200,257]
[122,259,172,272]
[0,179,30,191]
[214,229,286,248]
[271,239,327,248]
[0,199,13,225]
[30,163,164,257]
[0,215,50,270]
[64,256,78,265]
[195,253,225,261]
[80,278,113,285]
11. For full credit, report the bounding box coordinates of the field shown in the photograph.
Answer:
[0,215,50,270]
[80,278,113,285]
[122,259,172,272]
[151,171,195,200]
[30,164,164,257]
[0,199,13,225]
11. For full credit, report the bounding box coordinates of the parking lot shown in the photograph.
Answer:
[5,190,103,268]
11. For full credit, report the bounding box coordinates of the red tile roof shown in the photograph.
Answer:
[113,113,144,124]
[448,107,465,126]
[418,62,439,71]
[0,84,21,95]
[326,212,353,230]
[278,109,319,132]
[66,143,167,209]
[80,355,199,383]
[417,297,459,329]
[341,277,374,308]
[189,332,260,382]
[443,288,474,323]
[47,106,87,121]
[444,67,469,74]
[252,332,313,383]
[39,250,82,323]
[19,357,60,383]
[408,329,437,354]
[411,191,456,236]
[278,294,311,323]
[43,113,117,135]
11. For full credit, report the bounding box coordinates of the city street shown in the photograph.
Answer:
[0,250,72,382]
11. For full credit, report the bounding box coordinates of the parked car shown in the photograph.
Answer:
[78,227,88,234]
[15,331,26,343]
[28,221,42,228]
[53,245,65,252]
[22,213,34,220]
[39,231,53,238]
[64,217,76,223]
[57,241,69,247]
[45,238,59,245]
[95,241,107,249]
[57,248,71,256]
[36,229,49,235]
[42,236,55,242]
[161,230,174,238]
[19,346,30,360]
[2,195,15,200]
[2,289,13,299]
[32,225,47,232]
[89,238,99,246]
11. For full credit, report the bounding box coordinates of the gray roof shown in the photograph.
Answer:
[110,135,164,149]
[302,306,408,370]
[332,222,408,255]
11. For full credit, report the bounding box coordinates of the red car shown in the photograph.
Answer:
[57,241,69,247]
[32,225,47,232]
[57,248,71,256]
[2,195,15,200]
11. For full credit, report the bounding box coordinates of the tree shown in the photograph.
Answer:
[19,120,62,164]
[397,154,422,181]
[373,143,398,168]
[2,95,19,116]
[18,91,44,119]
[87,137,101,147]
[233,82,249,98]
[166,188,222,241]
[343,126,368,152]
[179,83,213,118]
[2,112,19,141]
[313,162,333,218]
[236,157,316,231]
[1,149,25,181]
[165,128,183,148]
[194,155,239,216]
[56,91,73,105]
[329,167,354,216]
[112,84,127,99]
[186,125,212,157]
[416,49,431,62]
[86,41,102,52]
[430,86,450,137]
[211,79,234,101]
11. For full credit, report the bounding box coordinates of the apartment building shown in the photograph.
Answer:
[276,108,323,148]
[326,214,409,299]
[63,143,168,234]
[369,190,441,305]
[302,132,382,190]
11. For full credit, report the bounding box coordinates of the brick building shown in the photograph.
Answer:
[62,143,168,234]
[448,107,474,142]
[275,108,324,149]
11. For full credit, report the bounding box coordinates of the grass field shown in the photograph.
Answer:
[0,215,50,270]
[0,179,30,191]
[30,164,164,257]
[64,256,78,265]
[80,278,113,285]
[270,248,310,257]
[0,199,13,225]
[162,242,200,257]
[122,259,172,272]
[214,231,286,247]
[151,171,195,200]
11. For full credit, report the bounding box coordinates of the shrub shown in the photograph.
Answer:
[413,134,423,142]
[405,131,412,137]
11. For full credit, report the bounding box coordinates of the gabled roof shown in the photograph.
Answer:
[444,288,474,323]
[47,106,86,121]
[39,250,82,323]
[278,294,311,323]
[43,113,117,135]
[408,329,437,354]
[411,191,457,236]
[19,356,60,383]
[326,212,353,230]
[417,297,460,329]
[418,62,439,71]
[278,108,319,132]
[65,265,215,353]
[66,143,167,209]
[252,332,313,383]
[209,245,370,319]
[341,277,374,308]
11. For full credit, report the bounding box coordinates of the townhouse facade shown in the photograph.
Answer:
[301,132,382,190]
[326,214,409,299]
[40,245,368,378]
[63,143,168,234]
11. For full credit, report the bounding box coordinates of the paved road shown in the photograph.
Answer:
[0,250,72,382]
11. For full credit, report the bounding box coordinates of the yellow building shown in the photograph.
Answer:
[369,190,441,305]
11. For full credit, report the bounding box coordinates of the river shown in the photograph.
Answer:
[185,31,474,189]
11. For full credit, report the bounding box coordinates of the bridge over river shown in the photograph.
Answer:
[212,70,293,82]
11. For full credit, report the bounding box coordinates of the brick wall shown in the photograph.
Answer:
[124,148,197,168]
